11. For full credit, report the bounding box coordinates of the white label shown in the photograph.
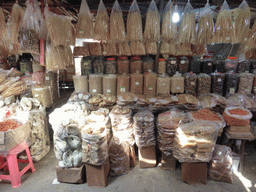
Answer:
[107,89,111,93]
[217,78,222,82]
[79,30,84,34]
[93,89,97,93]
[135,82,140,85]
[45,77,50,80]
[34,94,39,97]
[177,87,180,90]
[181,60,185,64]
[171,96,178,101]
[121,87,126,92]
[230,88,235,94]
[148,87,153,91]
[171,61,176,64]
[244,38,248,41]
[226,37,231,41]
[162,83,166,86]
[191,81,195,85]
[208,63,212,66]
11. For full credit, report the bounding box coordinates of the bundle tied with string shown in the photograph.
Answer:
[110,1,131,56]
[127,0,146,56]
[161,0,177,57]
[144,0,160,55]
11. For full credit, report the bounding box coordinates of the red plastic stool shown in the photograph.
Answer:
[0,142,36,188]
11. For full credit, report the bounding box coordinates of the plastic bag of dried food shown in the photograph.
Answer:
[238,73,254,95]
[214,1,234,44]
[157,110,187,152]
[173,121,219,162]
[44,5,75,46]
[188,109,226,129]
[76,0,94,39]
[144,0,160,55]
[184,72,197,96]
[95,0,109,42]
[245,21,256,52]
[109,137,130,176]
[81,122,108,165]
[209,145,233,183]
[234,0,250,43]
[133,110,155,148]
[222,106,252,126]
[178,1,196,44]
[0,8,9,58]
[211,72,225,96]
[227,93,256,109]
[7,3,24,44]
[19,1,41,55]
[127,0,146,55]
[197,2,214,45]
[197,73,211,96]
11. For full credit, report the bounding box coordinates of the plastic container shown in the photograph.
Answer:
[202,55,213,74]
[103,74,117,96]
[237,60,251,73]
[143,56,154,73]
[73,75,88,92]
[211,72,225,95]
[197,73,211,96]
[130,73,143,95]
[190,56,201,74]
[213,55,225,73]
[224,72,238,96]
[179,57,189,74]
[225,57,238,73]
[20,58,32,73]
[117,57,129,74]
[184,72,197,96]
[117,74,130,95]
[93,56,105,74]
[89,74,102,96]
[158,58,166,74]
[81,57,93,75]
[130,57,142,74]
[170,72,184,94]
[105,57,117,74]
[166,57,177,76]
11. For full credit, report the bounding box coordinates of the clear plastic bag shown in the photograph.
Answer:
[76,0,95,39]
[197,2,214,45]
[245,21,256,52]
[209,145,233,183]
[109,137,130,176]
[0,8,9,58]
[95,0,109,42]
[227,93,256,109]
[177,94,200,111]
[222,106,252,126]
[199,93,230,110]
[214,1,234,44]
[170,72,184,94]
[178,1,196,44]
[157,74,171,96]
[238,73,254,94]
[19,1,41,55]
[211,72,225,96]
[224,72,238,96]
[81,122,108,165]
[173,121,220,162]
[44,5,75,46]
[127,0,146,55]
[157,110,187,152]
[184,72,197,96]
[197,73,211,96]
[133,110,155,148]
[234,0,250,43]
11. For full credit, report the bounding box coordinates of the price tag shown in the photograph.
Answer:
[217,78,222,82]
[34,94,39,97]
[107,89,111,93]
[45,77,50,80]
[191,82,195,85]
[181,60,185,64]
[135,82,140,85]
[230,88,235,94]
[92,89,97,93]
[162,83,166,86]
[226,37,231,41]
[79,30,84,34]
[171,96,178,101]
[171,61,176,64]
[177,87,180,90]
[208,63,212,66]
[148,87,153,91]
[121,87,126,92]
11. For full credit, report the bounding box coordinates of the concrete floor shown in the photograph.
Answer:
[1,140,256,192]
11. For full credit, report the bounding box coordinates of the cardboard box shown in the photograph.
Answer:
[139,146,157,168]
[56,164,86,184]
[161,152,177,170]
[181,162,207,185]
[85,158,110,187]
[130,145,136,167]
